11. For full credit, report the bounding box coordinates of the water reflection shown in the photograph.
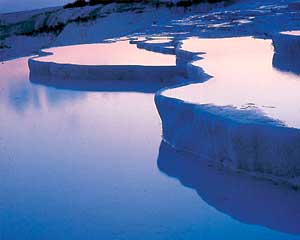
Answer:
[30,75,180,94]
[0,58,42,113]
[7,80,39,113]
[0,58,86,113]
[157,141,300,235]
[38,41,176,66]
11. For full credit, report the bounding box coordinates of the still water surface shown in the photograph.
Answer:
[1,53,300,239]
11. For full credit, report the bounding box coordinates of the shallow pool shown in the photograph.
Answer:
[39,41,176,66]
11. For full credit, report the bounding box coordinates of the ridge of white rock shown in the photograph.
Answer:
[28,40,180,82]
[272,31,300,74]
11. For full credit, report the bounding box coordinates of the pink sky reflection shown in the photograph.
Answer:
[39,41,176,66]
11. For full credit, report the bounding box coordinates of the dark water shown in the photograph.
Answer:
[1,57,300,239]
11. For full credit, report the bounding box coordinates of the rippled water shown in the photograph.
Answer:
[1,51,300,239]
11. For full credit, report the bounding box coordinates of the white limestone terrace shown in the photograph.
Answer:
[28,32,300,186]
[155,36,300,187]
[272,30,300,74]
[23,0,300,186]
[164,37,300,128]
[28,40,179,82]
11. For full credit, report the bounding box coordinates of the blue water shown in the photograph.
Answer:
[0,0,70,13]
[1,57,300,239]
